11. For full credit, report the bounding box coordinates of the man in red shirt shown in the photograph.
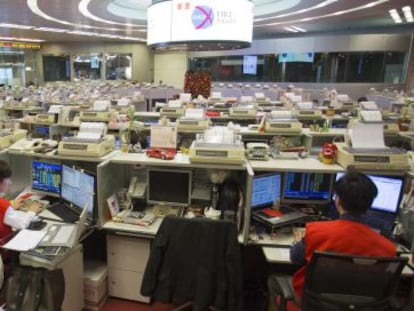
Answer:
[267,169,396,309]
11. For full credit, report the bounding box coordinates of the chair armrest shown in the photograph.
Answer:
[275,276,295,300]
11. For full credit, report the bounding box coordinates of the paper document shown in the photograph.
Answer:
[360,101,378,110]
[360,110,382,122]
[350,123,386,149]
[184,108,204,120]
[167,100,182,108]
[48,104,63,114]
[92,100,110,111]
[271,110,293,120]
[3,229,46,251]
[297,101,312,109]
[255,92,265,99]
[77,122,107,140]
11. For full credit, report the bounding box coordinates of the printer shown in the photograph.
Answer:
[265,110,303,134]
[189,126,245,164]
[229,105,257,118]
[0,129,28,149]
[245,142,270,161]
[295,102,322,119]
[58,122,115,157]
[79,100,112,122]
[177,108,209,131]
[335,117,409,171]
[160,100,185,118]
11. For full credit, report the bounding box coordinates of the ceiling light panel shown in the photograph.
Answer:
[402,6,413,23]
[389,9,403,23]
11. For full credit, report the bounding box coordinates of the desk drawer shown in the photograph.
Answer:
[108,268,150,303]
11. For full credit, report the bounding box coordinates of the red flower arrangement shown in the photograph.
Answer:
[184,70,211,99]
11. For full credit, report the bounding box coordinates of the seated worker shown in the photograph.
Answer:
[0,160,41,241]
[267,168,396,308]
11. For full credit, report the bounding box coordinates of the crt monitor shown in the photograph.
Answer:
[335,173,404,214]
[251,173,282,209]
[283,172,333,203]
[31,160,62,198]
[147,168,192,207]
[61,165,95,217]
[32,125,50,139]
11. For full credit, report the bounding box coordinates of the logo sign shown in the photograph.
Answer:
[192,5,214,29]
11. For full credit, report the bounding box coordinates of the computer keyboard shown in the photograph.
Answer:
[47,204,79,223]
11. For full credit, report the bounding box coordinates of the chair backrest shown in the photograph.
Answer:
[302,251,408,311]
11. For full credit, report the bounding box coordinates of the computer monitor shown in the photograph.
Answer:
[61,164,95,217]
[251,173,282,209]
[32,125,50,139]
[31,160,62,198]
[147,168,192,207]
[282,172,333,204]
[335,173,404,214]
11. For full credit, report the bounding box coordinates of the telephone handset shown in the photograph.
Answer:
[128,176,146,198]
[9,138,42,151]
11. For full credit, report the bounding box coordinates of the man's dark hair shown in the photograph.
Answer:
[334,168,377,214]
[217,179,242,221]
[0,160,12,182]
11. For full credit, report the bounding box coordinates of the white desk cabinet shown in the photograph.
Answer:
[106,234,150,302]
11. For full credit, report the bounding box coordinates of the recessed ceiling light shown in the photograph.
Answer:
[35,27,68,32]
[0,23,34,29]
[389,9,403,23]
[402,6,413,23]
[283,27,299,33]
[291,26,307,32]
[0,36,44,42]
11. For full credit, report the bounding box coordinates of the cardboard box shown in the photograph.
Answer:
[84,260,108,305]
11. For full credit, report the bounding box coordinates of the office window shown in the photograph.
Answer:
[189,51,406,83]
[43,55,71,82]
[73,54,102,80]
[0,49,25,86]
[105,54,132,80]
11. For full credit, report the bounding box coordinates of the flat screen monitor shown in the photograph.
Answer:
[147,168,192,207]
[283,172,333,203]
[335,173,404,214]
[61,165,95,217]
[251,173,282,209]
[31,160,62,198]
[32,125,50,139]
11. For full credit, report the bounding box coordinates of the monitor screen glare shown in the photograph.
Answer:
[31,161,62,197]
[61,165,95,215]
[335,173,403,213]
[251,173,281,208]
[147,169,191,207]
[283,172,332,202]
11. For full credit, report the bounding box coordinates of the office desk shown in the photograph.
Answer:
[19,244,84,311]
[249,156,343,173]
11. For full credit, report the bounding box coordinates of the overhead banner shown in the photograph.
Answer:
[0,41,41,49]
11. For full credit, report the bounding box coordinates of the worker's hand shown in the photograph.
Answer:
[27,201,42,214]
[293,227,306,242]
[10,198,23,210]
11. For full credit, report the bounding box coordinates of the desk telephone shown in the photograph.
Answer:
[9,138,42,151]
[128,176,146,198]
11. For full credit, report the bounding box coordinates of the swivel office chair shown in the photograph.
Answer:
[273,251,408,311]
[141,216,243,311]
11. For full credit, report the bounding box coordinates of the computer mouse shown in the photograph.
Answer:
[28,220,47,231]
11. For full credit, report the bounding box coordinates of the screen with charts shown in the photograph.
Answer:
[335,173,404,213]
[31,160,62,197]
[61,165,95,216]
[251,173,282,209]
[147,168,192,207]
[283,172,333,203]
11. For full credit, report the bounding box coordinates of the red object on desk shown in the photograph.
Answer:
[205,111,220,117]
[146,148,176,160]
[261,208,283,217]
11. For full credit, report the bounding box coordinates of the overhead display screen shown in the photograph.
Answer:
[147,0,254,47]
